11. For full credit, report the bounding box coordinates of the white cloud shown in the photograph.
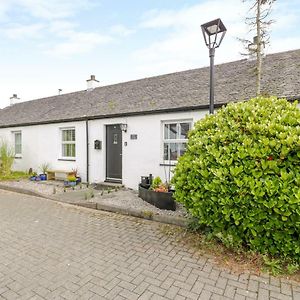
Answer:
[2,23,45,39]
[110,24,135,37]
[0,1,114,57]
[0,1,11,19]
[133,0,299,78]
[49,20,77,34]
[16,0,96,20]
[140,0,245,30]
[46,31,113,56]
[134,0,248,76]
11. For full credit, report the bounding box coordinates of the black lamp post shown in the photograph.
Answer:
[201,18,227,114]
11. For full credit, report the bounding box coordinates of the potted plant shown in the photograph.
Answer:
[72,168,81,185]
[30,172,37,181]
[39,163,50,181]
[65,175,77,188]
[138,176,176,211]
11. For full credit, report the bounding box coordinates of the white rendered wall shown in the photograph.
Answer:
[0,121,87,181]
[1,103,299,189]
[88,109,207,189]
[0,109,208,189]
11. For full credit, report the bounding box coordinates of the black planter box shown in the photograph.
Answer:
[138,184,176,211]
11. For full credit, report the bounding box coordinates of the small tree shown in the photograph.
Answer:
[0,140,15,176]
[240,0,276,95]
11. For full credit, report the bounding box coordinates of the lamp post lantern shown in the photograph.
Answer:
[201,18,227,114]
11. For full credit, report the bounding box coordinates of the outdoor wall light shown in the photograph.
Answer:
[201,18,227,114]
[120,123,128,132]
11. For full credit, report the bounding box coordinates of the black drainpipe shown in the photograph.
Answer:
[86,119,89,183]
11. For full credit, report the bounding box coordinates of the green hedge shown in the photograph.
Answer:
[173,97,300,261]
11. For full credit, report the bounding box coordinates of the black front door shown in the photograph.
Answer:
[106,124,122,181]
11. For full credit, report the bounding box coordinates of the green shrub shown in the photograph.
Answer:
[150,176,162,190]
[0,141,15,176]
[172,97,300,262]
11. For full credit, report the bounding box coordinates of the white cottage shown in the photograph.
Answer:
[0,49,299,189]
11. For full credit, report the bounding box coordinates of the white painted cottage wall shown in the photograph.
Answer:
[88,110,207,189]
[0,121,87,180]
[0,109,207,189]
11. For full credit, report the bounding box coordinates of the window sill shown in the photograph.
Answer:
[58,158,76,162]
[15,155,22,159]
[160,162,177,167]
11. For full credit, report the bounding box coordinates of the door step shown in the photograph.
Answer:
[92,182,124,191]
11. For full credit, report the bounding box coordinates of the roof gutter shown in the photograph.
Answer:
[0,96,298,129]
[0,103,224,129]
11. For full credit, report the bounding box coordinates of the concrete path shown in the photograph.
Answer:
[0,190,298,300]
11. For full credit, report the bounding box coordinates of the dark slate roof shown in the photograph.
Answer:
[0,49,299,128]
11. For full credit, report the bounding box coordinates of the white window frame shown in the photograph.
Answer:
[162,119,192,163]
[60,127,76,160]
[12,131,22,158]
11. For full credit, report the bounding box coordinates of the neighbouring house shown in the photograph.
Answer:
[0,49,299,189]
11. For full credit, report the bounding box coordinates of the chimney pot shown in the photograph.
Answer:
[9,94,21,106]
[86,75,99,91]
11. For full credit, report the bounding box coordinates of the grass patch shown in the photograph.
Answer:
[159,223,300,282]
[0,171,29,181]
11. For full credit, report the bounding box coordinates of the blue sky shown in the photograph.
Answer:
[0,0,299,108]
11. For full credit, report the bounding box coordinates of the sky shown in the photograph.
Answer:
[0,0,299,108]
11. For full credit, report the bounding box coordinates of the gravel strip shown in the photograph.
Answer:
[0,179,77,195]
[92,189,188,218]
[0,180,189,218]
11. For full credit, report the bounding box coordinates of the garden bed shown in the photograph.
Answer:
[138,184,176,210]
[0,179,188,218]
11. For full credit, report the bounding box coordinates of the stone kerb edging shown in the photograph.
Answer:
[0,184,187,227]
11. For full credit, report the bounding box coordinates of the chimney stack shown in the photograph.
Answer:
[10,94,21,106]
[86,75,99,91]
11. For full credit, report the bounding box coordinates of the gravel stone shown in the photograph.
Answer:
[0,180,188,218]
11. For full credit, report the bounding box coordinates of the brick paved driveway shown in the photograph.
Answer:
[0,190,299,300]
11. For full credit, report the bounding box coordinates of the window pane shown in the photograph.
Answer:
[164,124,169,139]
[169,124,177,139]
[179,142,187,156]
[164,143,177,161]
[62,130,67,141]
[15,132,22,155]
[71,144,76,157]
[15,144,21,155]
[180,123,190,139]
[71,130,75,141]
[163,143,169,160]
[62,143,75,157]
[169,143,178,160]
[62,129,75,142]
[15,133,21,144]
[62,144,67,157]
